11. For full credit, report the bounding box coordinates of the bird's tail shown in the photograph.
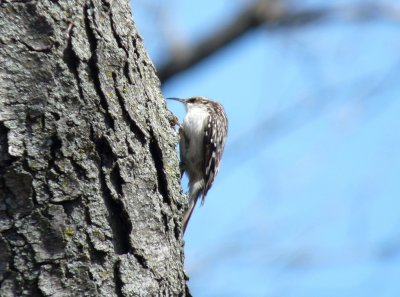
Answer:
[182,180,203,234]
[182,196,197,234]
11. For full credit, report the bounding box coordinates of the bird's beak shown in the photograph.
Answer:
[166,97,186,103]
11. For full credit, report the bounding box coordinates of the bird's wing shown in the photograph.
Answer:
[202,113,227,204]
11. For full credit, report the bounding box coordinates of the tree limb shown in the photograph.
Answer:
[157,1,400,84]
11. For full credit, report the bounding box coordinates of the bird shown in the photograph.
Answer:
[167,96,228,234]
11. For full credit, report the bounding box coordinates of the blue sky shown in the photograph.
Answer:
[133,1,400,296]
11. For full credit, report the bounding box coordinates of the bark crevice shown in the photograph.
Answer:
[113,260,124,297]
[84,1,115,130]
[93,135,132,255]
[109,9,128,56]
[18,40,53,53]
[0,122,14,169]
[112,72,147,144]
[63,26,85,103]
[149,131,170,205]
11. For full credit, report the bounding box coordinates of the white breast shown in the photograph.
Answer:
[183,104,208,167]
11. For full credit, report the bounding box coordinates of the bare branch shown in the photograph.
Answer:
[157,1,400,84]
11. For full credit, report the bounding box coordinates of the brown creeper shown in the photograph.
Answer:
[167,96,228,234]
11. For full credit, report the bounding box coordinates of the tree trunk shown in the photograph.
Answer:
[0,1,187,296]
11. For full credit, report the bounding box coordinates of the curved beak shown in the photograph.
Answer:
[166,97,186,103]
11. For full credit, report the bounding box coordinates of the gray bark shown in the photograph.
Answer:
[0,0,187,296]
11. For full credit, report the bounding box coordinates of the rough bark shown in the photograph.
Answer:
[0,0,187,296]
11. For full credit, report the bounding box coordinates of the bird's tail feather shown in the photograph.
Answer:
[182,197,197,234]
[182,181,202,234]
